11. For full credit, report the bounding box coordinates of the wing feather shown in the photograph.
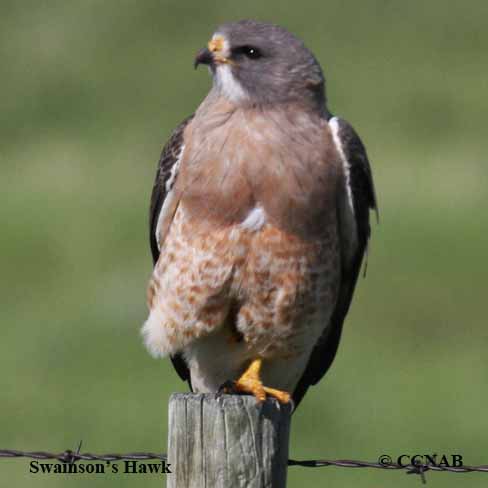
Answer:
[292,116,378,407]
[149,115,194,385]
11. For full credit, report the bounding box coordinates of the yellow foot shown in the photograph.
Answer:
[234,358,291,404]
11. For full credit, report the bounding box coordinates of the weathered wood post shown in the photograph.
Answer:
[167,393,292,488]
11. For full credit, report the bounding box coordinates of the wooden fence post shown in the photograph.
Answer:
[167,393,292,488]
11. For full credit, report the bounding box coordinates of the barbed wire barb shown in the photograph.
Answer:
[4,448,488,483]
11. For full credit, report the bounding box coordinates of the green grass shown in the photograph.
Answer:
[1,1,488,486]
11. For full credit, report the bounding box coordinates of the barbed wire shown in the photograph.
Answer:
[288,458,488,484]
[0,449,166,464]
[3,446,488,484]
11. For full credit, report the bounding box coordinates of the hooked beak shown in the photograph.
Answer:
[194,47,213,69]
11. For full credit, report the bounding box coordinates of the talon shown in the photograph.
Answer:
[217,380,235,397]
[263,386,291,403]
[233,358,291,404]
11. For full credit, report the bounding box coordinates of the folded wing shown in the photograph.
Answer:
[292,116,378,407]
[148,115,194,387]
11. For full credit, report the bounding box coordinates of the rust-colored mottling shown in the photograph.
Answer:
[146,96,341,368]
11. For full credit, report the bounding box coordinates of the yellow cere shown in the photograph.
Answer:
[208,36,225,53]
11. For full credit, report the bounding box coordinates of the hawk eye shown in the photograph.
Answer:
[233,45,263,60]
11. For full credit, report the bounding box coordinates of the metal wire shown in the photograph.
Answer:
[0,449,166,463]
[288,458,488,472]
[288,458,488,484]
[3,447,488,484]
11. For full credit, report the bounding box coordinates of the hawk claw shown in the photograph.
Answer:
[216,380,236,398]
[216,360,291,404]
[233,358,291,404]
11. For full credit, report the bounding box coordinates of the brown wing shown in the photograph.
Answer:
[149,115,194,386]
[292,116,378,408]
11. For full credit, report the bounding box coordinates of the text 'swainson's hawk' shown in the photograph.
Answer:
[142,20,378,409]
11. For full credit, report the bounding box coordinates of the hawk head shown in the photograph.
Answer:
[195,20,325,108]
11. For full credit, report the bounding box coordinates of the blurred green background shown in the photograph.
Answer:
[1,1,487,486]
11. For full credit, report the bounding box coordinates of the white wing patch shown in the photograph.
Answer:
[165,145,184,193]
[155,144,185,251]
[329,117,358,262]
[329,117,354,216]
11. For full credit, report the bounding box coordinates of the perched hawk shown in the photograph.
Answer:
[142,20,377,409]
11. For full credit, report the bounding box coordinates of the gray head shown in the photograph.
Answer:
[194,20,326,109]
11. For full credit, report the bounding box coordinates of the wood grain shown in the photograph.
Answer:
[167,393,292,488]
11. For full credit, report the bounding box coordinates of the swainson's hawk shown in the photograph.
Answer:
[142,20,378,409]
